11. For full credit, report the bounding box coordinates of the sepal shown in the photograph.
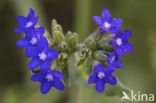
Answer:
[53,25,64,44]
[66,31,78,52]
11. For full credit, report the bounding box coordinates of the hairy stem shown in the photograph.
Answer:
[68,53,76,103]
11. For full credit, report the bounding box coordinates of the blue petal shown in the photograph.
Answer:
[31,73,44,82]
[53,79,64,91]
[113,59,123,68]
[24,28,34,37]
[110,28,119,33]
[106,75,117,85]
[93,16,102,25]
[113,27,122,36]
[104,66,116,73]
[41,81,52,94]
[111,18,123,27]
[116,47,125,56]
[28,8,35,19]
[96,80,105,93]
[48,49,58,61]
[42,68,52,73]
[28,58,41,70]
[93,64,104,73]
[25,46,39,57]
[35,27,45,38]
[88,73,96,84]
[14,27,23,34]
[124,43,134,52]
[122,30,132,41]
[16,38,30,48]
[102,9,111,20]
[17,16,27,27]
[37,37,49,49]
[40,61,51,69]
[107,52,115,64]
[32,16,39,25]
[53,71,64,79]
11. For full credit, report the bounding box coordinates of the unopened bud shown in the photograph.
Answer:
[86,37,96,50]
[94,50,108,62]
[97,33,114,51]
[66,31,78,50]
[52,24,64,44]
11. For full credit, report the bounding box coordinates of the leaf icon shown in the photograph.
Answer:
[121,91,131,101]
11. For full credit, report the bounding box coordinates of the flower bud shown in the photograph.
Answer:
[94,50,108,63]
[77,48,90,67]
[53,25,64,44]
[51,19,57,32]
[58,53,68,65]
[81,48,89,59]
[66,31,78,51]
[86,37,96,50]
[97,33,114,51]
[43,30,54,47]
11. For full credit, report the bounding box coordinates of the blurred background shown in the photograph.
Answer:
[0,0,156,103]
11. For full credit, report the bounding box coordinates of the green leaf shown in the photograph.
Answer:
[86,57,93,75]
[77,59,85,67]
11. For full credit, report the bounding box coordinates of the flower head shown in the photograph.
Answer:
[31,69,64,94]
[16,27,45,48]
[107,51,123,68]
[88,64,117,93]
[26,37,58,70]
[93,9,123,33]
[14,8,39,34]
[112,28,134,56]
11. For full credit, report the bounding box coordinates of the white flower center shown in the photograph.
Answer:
[97,71,105,79]
[111,56,116,63]
[115,38,122,46]
[39,52,47,61]
[103,22,111,30]
[30,37,38,45]
[45,74,54,81]
[25,21,33,28]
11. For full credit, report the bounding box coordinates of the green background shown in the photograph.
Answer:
[0,0,156,103]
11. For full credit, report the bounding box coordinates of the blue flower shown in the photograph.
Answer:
[16,27,45,48]
[14,8,59,70]
[107,51,123,68]
[26,37,58,70]
[112,28,134,56]
[88,64,117,93]
[93,9,123,33]
[31,68,64,94]
[14,8,39,34]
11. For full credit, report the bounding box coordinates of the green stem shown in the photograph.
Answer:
[67,53,84,103]
[68,53,76,103]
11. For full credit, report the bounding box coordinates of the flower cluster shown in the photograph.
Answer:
[14,8,133,94]
[88,9,134,92]
[14,8,64,94]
